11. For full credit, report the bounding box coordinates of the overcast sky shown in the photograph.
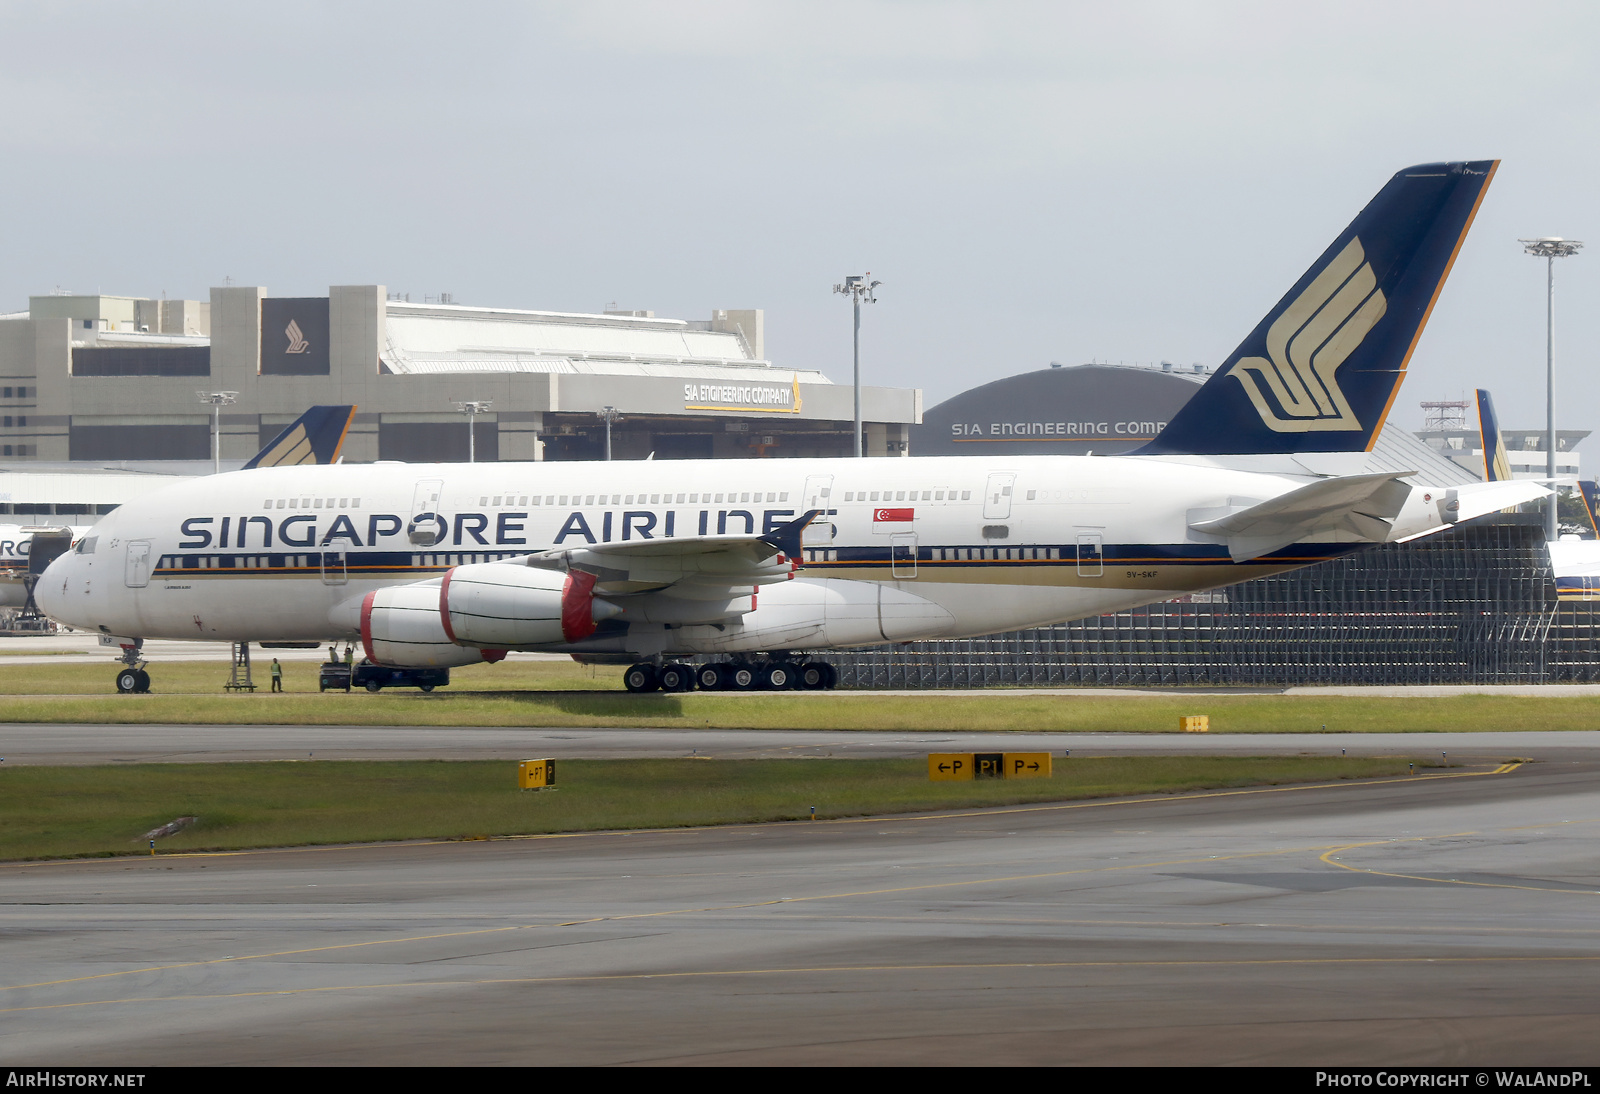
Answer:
[3,2,1598,437]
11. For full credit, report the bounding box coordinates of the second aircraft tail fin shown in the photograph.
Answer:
[243,406,357,470]
[1578,481,1600,537]
[1477,388,1513,482]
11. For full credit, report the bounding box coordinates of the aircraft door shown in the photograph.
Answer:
[124,540,152,588]
[1076,532,1104,578]
[801,474,835,547]
[983,472,1017,520]
[891,532,918,578]
[320,548,348,586]
[408,479,445,547]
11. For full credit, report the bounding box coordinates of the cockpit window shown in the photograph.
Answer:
[75,537,97,555]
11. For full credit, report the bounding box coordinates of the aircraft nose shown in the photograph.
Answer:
[34,552,74,621]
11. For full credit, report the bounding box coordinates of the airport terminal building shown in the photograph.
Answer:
[0,287,921,472]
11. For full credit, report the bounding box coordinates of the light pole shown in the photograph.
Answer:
[833,273,880,457]
[454,400,492,463]
[1520,237,1583,540]
[597,406,622,461]
[196,391,238,474]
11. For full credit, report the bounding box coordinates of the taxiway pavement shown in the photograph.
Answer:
[3,723,1600,766]
[2,753,1597,1065]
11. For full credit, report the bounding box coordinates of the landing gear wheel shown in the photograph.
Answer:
[761,662,798,691]
[727,662,757,691]
[624,662,660,693]
[658,663,693,692]
[798,662,829,690]
[696,664,724,691]
[116,668,140,694]
[820,662,837,690]
[134,669,151,693]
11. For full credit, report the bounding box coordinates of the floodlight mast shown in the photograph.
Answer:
[833,274,881,458]
[1520,237,1583,540]
[454,400,493,463]
[597,405,622,461]
[195,391,238,474]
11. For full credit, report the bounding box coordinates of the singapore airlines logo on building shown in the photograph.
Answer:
[1228,237,1387,432]
[285,319,310,354]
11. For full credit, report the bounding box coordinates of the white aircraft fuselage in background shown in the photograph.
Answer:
[0,523,91,609]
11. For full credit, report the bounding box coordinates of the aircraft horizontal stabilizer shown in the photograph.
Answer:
[1189,472,1414,561]
[1395,480,1550,542]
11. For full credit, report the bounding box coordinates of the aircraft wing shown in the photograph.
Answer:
[518,510,821,624]
[1189,472,1414,561]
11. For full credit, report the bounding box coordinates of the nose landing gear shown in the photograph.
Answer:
[112,639,151,693]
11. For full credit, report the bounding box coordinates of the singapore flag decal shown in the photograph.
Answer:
[873,508,914,522]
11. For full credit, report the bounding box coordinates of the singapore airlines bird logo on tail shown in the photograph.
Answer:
[1229,237,1386,432]
[285,319,310,354]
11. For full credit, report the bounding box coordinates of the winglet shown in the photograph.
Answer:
[1477,389,1512,482]
[758,509,822,560]
[243,406,357,470]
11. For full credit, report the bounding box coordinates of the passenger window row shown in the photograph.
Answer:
[264,498,362,509]
[842,489,972,502]
[488,492,790,506]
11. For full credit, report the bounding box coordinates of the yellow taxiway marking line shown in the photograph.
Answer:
[7,954,1600,1017]
[1319,835,1600,895]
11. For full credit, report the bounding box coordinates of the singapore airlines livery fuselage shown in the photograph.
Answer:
[37,160,1549,690]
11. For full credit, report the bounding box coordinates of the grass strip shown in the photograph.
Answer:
[0,687,1597,733]
[0,756,1439,862]
[1,660,1596,732]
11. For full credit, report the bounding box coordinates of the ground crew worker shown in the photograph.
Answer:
[344,645,354,668]
[270,657,283,692]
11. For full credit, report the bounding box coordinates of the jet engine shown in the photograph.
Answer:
[360,580,499,668]
[440,561,621,648]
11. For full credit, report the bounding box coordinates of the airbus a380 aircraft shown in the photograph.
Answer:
[38,160,1548,693]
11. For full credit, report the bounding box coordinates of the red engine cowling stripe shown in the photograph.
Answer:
[359,590,378,665]
[561,570,599,643]
[438,567,459,644]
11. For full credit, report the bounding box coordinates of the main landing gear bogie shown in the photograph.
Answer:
[623,659,836,693]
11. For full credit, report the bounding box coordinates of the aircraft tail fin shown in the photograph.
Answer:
[1139,160,1498,457]
[242,406,356,470]
[1477,389,1512,482]
[1578,481,1600,537]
